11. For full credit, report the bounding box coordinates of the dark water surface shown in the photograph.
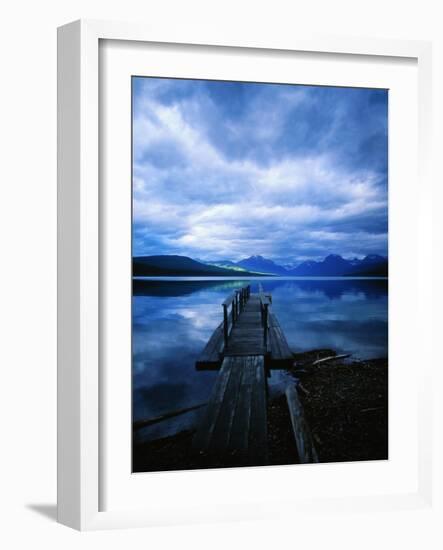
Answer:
[132,277,388,442]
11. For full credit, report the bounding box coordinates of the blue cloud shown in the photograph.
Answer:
[132,76,388,263]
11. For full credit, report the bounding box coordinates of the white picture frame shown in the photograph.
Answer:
[57,19,434,531]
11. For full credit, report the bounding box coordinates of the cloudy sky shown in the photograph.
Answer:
[132,77,388,265]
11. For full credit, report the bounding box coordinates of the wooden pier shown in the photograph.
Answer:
[196,284,293,370]
[194,284,295,462]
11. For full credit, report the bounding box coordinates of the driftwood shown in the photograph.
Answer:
[311,353,351,366]
[297,382,311,396]
[285,385,319,463]
[133,403,206,431]
[360,406,383,413]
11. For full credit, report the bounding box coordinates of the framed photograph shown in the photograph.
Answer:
[57,20,434,530]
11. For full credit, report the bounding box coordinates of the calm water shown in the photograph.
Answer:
[132,277,388,442]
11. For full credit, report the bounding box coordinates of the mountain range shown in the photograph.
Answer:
[208,254,387,277]
[133,253,388,277]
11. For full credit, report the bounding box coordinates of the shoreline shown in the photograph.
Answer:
[133,349,388,473]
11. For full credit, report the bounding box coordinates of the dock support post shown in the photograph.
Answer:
[263,303,268,348]
[223,304,228,346]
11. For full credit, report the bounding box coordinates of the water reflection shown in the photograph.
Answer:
[132,277,388,442]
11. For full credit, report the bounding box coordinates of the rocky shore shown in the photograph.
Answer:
[133,349,388,472]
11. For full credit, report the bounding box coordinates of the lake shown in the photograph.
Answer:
[132,277,388,443]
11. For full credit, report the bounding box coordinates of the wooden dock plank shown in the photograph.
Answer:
[195,322,224,369]
[248,356,268,464]
[194,356,268,460]
[193,357,234,450]
[268,313,293,367]
[208,357,244,453]
[228,357,255,452]
[223,293,266,356]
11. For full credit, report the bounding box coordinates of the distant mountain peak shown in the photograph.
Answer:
[236,255,287,275]
[290,253,387,277]
[324,253,345,261]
